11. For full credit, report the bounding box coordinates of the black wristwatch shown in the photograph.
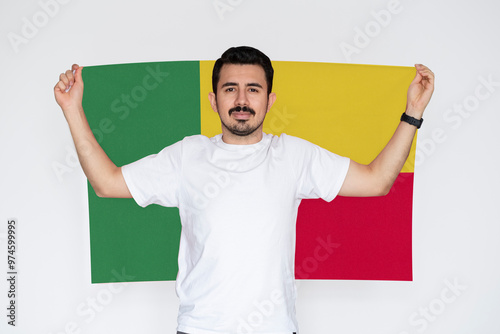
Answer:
[400,112,423,129]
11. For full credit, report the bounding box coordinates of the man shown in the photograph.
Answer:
[54,46,434,334]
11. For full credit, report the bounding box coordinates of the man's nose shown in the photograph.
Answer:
[236,89,249,106]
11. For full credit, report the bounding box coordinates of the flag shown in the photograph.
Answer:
[83,60,416,283]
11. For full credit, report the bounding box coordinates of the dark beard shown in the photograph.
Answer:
[220,117,264,137]
[222,105,262,137]
[216,96,268,136]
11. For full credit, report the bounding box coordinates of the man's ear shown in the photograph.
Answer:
[267,92,277,112]
[208,92,218,113]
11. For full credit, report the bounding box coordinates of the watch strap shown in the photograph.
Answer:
[400,112,423,129]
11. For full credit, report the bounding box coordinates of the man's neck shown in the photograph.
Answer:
[221,129,264,145]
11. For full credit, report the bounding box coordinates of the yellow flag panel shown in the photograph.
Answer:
[200,60,416,172]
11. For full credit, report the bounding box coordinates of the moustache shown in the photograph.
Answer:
[228,106,256,116]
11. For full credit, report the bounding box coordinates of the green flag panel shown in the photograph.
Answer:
[83,61,200,283]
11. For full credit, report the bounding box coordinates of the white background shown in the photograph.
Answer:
[1,0,500,333]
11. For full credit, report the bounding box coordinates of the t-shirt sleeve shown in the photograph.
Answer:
[121,141,182,208]
[286,135,350,202]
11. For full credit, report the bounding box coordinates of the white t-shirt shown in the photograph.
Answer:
[121,132,350,334]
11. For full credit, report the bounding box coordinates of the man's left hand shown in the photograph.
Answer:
[405,64,435,118]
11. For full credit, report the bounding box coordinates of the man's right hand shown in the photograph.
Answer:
[54,63,132,199]
[54,64,84,115]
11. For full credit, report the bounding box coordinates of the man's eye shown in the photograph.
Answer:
[225,87,235,92]
[249,88,258,92]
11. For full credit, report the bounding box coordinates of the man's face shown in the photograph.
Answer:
[209,64,276,140]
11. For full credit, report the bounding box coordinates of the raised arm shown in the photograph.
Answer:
[339,64,435,197]
[54,64,132,198]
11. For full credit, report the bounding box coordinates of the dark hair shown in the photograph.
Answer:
[212,46,274,95]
